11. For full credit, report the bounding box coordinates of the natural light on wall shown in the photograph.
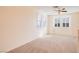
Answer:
[37,12,47,37]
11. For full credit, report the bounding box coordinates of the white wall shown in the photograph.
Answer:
[0,7,39,52]
[47,12,79,37]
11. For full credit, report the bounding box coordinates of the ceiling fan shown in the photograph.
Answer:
[53,6,67,14]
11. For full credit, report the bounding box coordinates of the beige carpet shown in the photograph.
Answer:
[8,35,77,53]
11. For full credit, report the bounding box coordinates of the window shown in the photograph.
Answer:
[54,18,60,27]
[62,16,69,27]
[53,15,70,27]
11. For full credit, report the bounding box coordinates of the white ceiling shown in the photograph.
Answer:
[37,6,79,15]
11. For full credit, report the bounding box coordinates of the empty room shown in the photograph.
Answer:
[0,6,79,53]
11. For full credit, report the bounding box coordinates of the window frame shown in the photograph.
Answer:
[53,15,71,28]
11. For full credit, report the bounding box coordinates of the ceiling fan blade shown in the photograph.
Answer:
[53,6,59,8]
[61,11,67,12]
